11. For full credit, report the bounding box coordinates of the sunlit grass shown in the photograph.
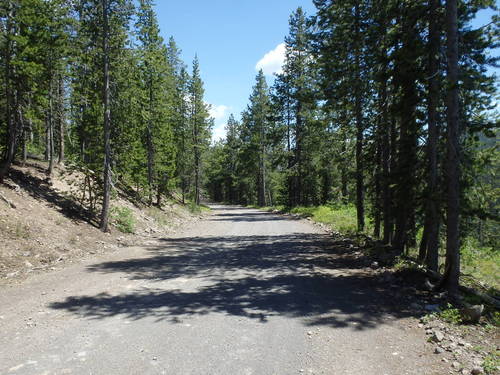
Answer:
[461,237,499,290]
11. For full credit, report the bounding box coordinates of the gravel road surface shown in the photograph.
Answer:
[0,205,444,374]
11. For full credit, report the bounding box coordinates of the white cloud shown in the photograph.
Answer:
[212,123,227,143]
[207,104,230,143]
[209,104,229,121]
[255,43,286,76]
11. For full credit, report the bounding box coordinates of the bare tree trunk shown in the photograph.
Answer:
[354,3,365,232]
[393,8,419,254]
[48,77,54,176]
[258,145,266,207]
[57,74,65,164]
[340,128,348,200]
[194,120,200,206]
[286,99,294,206]
[374,138,382,238]
[422,0,441,272]
[146,75,154,205]
[156,176,162,207]
[296,103,302,206]
[146,126,154,204]
[100,0,112,232]
[45,123,50,161]
[442,0,460,297]
[22,105,30,166]
[381,86,392,244]
[376,12,392,244]
[419,225,429,261]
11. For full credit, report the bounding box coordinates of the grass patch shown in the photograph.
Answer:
[188,202,211,214]
[491,311,500,327]
[483,350,500,375]
[0,219,31,240]
[110,206,135,233]
[14,222,30,239]
[461,237,499,290]
[259,204,369,235]
[146,207,171,227]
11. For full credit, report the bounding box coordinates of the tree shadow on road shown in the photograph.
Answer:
[50,232,421,329]
[209,212,301,222]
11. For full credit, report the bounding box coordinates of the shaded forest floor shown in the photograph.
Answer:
[0,160,205,284]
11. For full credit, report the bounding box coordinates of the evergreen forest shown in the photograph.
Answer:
[1,0,498,299]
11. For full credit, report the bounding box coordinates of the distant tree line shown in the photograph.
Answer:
[0,0,212,230]
[205,0,498,296]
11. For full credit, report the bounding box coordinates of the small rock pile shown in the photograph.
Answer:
[421,316,493,374]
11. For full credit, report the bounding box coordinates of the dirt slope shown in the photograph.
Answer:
[0,161,199,283]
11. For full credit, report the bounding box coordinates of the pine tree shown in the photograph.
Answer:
[240,70,272,206]
[420,0,442,271]
[0,0,48,181]
[442,0,460,296]
[135,0,176,205]
[313,0,371,230]
[188,56,211,205]
[273,7,320,206]
[100,0,112,231]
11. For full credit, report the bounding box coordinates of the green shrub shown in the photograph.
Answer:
[438,304,463,325]
[110,206,135,233]
[483,350,499,375]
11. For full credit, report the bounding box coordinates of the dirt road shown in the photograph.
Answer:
[0,205,444,374]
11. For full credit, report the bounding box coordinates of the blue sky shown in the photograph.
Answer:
[153,0,316,140]
[153,1,498,142]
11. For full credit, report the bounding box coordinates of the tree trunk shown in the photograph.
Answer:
[377,14,392,245]
[296,103,303,206]
[258,116,266,207]
[442,0,460,297]
[57,74,65,164]
[341,129,348,200]
[419,225,429,261]
[354,3,365,232]
[287,100,294,206]
[194,121,200,206]
[47,78,54,176]
[146,126,154,204]
[0,1,16,183]
[21,127,27,165]
[374,138,382,238]
[393,8,419,254]
[258,148,266,207]
[381,87,392,244]
[146,75,155,206]
[100,0,112,232]
[423,0,441,272]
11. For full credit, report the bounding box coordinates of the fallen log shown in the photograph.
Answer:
[400,255,500,309]
[0,192,16,209]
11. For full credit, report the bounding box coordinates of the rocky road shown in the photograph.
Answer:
[0,205,444,374]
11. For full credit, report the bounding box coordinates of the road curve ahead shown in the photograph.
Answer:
[0,205,443,374]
